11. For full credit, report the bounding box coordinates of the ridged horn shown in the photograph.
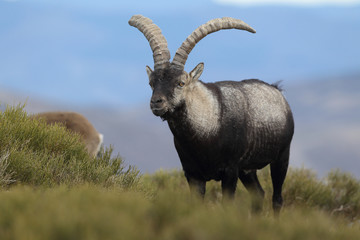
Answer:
[129,15,170,70]
[171,17,256,70]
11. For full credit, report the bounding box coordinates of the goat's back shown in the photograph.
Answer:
[31,112,103,156]
[216,79,292,128]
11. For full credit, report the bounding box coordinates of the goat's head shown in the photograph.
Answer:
[145,62,204,118]
[129,15,255,119]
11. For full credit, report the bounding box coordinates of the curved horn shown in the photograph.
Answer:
[171,17,256,70]
[129,15,170,70]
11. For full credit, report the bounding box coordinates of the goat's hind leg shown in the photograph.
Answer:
[238,170,265,212]
[270,146,290,216]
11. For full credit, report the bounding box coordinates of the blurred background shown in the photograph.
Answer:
[1,0,359,177]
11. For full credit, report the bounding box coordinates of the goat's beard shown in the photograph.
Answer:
[151,106,171,120]
[159,108,173,121]
[160,103,184,121]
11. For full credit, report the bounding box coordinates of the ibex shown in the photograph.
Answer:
[31,112,103,157]
[129,15,294,214]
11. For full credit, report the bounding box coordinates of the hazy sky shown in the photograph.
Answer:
[215,0,360,6]
[1,0,359,107]
[4,0,360,7]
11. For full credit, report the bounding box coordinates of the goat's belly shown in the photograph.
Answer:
[180,152,242,181]
[180,159,219,181]
[238,142,280,170]
[239,157,272,170]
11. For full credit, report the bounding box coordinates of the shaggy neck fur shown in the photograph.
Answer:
[180,81,221,138]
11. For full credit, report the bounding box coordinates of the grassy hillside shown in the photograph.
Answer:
[1,104,360,239]
[0,104,139,188]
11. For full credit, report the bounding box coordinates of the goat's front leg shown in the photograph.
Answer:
[185,175,206,199]
[221,168,238,200]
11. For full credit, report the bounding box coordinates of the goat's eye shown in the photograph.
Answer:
[178,81,185,88]
[149,82,154,89]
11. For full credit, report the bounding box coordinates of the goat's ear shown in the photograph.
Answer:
[146,66,153,78]
[189,63,204,81]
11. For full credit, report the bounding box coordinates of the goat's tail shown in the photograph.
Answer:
[271,80,284,92]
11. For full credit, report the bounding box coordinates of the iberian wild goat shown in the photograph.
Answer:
[31,112,103,157]
[129,15,294,214]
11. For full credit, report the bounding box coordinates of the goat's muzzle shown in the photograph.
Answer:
[150,95,168,117]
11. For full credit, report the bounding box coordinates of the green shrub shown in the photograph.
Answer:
[325,170,360,220]
[0,186,359,240]
[144,167,360,221]
[284,168,333,208]
[0,186,152,240]
[0,104,139,188]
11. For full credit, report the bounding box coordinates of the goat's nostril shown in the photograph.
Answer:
[151,97,164,104]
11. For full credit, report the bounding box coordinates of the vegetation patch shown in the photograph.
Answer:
[1,104,360,239]
[0,185,360,240]
[0,104,139,188]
